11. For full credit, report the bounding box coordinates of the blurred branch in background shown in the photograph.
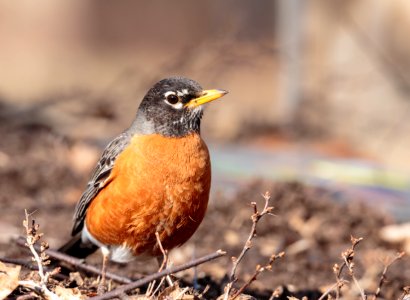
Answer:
[277,0,305,127]
[342,11,410,96]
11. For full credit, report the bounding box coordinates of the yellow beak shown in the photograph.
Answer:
[185,89,228,108]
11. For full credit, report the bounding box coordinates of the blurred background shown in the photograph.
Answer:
[1,1,410,297]
[1,0,410,217]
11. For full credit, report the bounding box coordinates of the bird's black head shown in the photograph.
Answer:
[132,77,227,137]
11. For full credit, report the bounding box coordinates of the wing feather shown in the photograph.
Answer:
[71,132,132,235]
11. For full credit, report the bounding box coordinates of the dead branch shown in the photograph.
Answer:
[14,236,131,284]
[320,236,364,300]
[89,249,226,300]
[318,280,349,300]
[0,257,44,271]
[231,252,284,300]
[332,263,344,299]
[18,210,60,300]
[0,257,67,281]
[372,252,405,300]
[341,236,366,300]
[223,191,275,300]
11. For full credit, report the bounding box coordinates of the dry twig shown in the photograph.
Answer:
[319,236,365,300]
[318,280,348,300]
[319,239,405,300]
[372,251,405,300]
[89,249,226,300]
[231,252,285,300]
[0,257,48,272]
[17,210,60,300]
[341,236,366,300]
[15,236,131,284]
[223,191,276,300]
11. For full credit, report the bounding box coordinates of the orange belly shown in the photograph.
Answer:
[85,133,211,257]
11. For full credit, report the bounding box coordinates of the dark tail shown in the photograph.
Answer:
[58,234,98,259]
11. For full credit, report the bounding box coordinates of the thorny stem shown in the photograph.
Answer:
[224,192,275,300]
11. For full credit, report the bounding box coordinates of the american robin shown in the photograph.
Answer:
[60,77,227,267]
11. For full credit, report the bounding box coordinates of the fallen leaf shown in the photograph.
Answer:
[54,286,84,300]
[0,261,21,300]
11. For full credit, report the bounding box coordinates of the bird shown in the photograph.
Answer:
[59,76,227,275]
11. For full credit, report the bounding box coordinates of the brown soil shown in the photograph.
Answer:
[0,124,409,299]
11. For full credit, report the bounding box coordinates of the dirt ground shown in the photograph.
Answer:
[0,123,409,300]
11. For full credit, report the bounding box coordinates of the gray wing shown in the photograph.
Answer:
[71,132,132,235]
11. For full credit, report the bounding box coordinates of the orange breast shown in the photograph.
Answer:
[85,133,211,256]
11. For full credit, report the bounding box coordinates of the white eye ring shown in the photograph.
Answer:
[164,91,183,109]
[164,91,176,98]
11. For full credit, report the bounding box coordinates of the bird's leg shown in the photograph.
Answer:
[156,256,167,271]
[155,256,174,287]
[97,247,110,295]
[155,232,174,287]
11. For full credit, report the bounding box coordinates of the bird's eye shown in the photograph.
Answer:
[166,94,179,105]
